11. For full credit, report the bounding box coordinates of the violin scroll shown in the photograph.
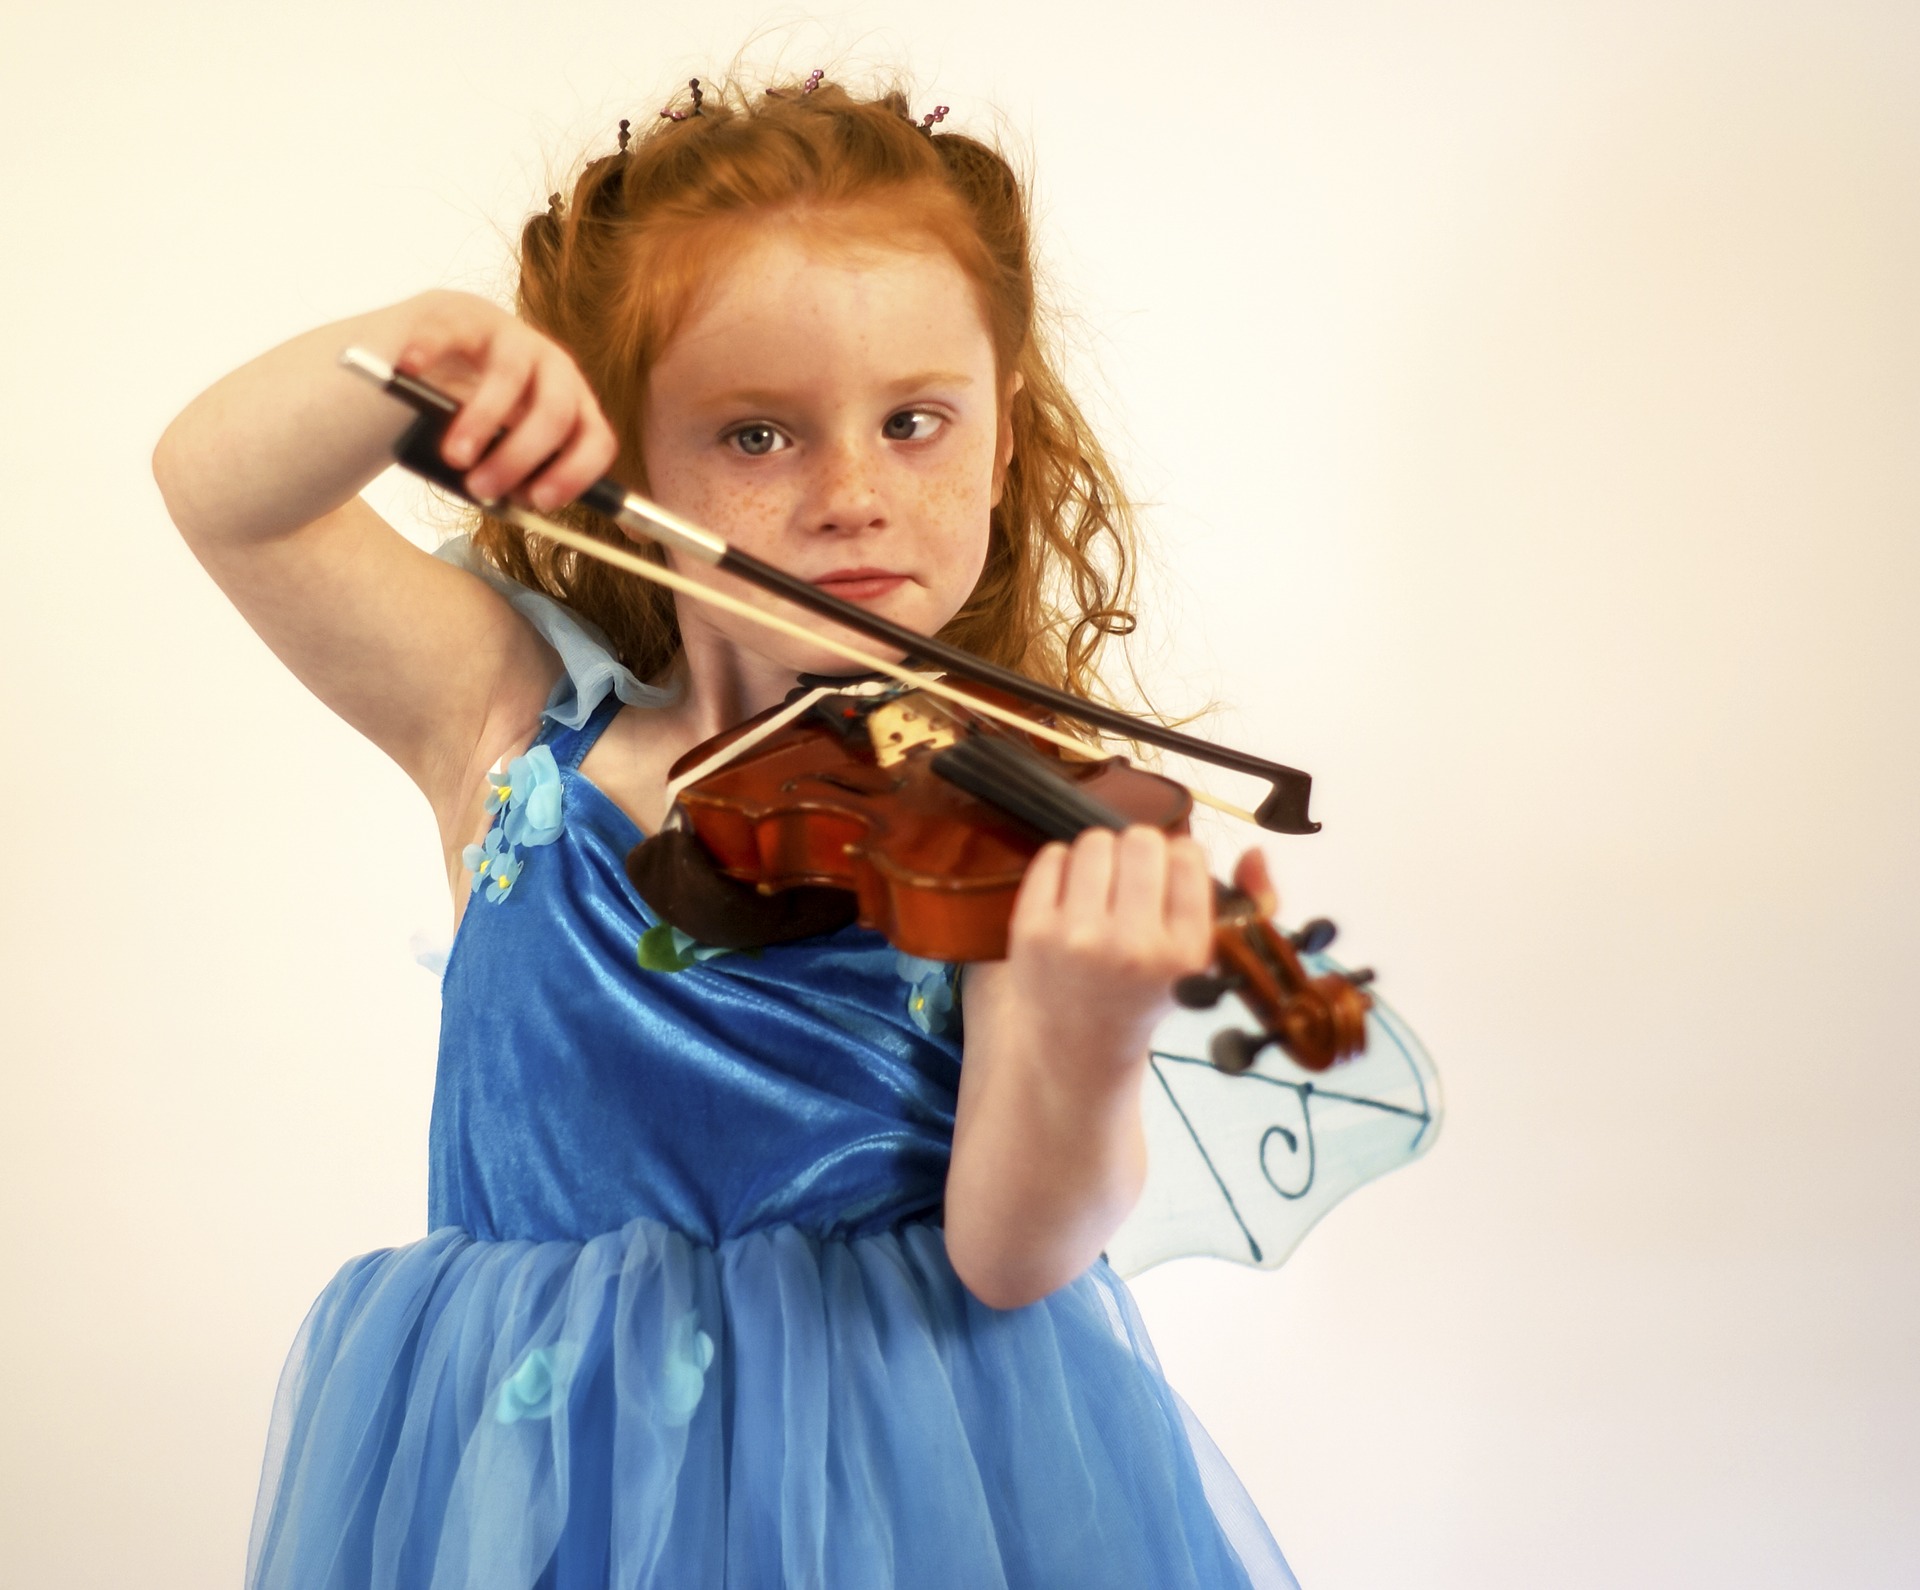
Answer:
[1180,903,1375,1074]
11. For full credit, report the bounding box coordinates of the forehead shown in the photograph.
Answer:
[653,224,995,395]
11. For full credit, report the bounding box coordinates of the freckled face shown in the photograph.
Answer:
[640,226,1006,676]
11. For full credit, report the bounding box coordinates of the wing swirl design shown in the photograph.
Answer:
[1106,962,1440,1278]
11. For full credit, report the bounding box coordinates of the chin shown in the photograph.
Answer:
[784,636,911,680]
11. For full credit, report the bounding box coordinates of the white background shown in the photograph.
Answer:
[3,2,1916,1585]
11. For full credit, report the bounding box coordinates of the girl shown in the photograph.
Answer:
[156,75,1302,1588]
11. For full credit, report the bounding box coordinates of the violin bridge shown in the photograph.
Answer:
[866,694,959,767]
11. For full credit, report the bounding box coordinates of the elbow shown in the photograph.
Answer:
[150,423,196,534]
[944,1230,1075,1313]
[955,1267,1053,1314]
[151,411,228,545]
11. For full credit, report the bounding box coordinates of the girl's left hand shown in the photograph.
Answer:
[1000,825,1218,1081]
[946,831,1276,1304]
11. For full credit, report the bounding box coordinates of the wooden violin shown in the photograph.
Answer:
[343,348,1376,1074]
[624,678,1374,1072]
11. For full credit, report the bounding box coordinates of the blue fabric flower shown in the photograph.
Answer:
[660,1310,716,1427]
[501,746,565,848]
[896,953,960,1036]
[462,828,511,896]
[464,746,565,908]
[484,848,524,903]
[493,1343,580,1425]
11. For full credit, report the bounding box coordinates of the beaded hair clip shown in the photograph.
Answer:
[660,79,704,121]
[615,74,944,143]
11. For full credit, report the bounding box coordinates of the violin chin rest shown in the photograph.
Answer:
[624,830,859,950]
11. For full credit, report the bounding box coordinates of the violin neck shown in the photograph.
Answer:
[929,725,1253,916]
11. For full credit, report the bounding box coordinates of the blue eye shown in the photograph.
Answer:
[882,410,943,442]
[729,424,788,457]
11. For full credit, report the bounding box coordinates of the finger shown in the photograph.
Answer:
[1232,846,1278,918]
[1165,836,1216,970]
[396,317,511,416]
[396,316,487,390]
[525,405,619,510]
[442,342,537,475]
[466,363,579,502]
[1109,825,1171,932]
[1010,841,1071,939]
[1059,827,1119,927]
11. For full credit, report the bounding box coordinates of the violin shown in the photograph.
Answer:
[344,349,1376,1074]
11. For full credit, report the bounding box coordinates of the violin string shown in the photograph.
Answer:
[933,732,1127,839]
[661,684,832,806]
[499,504,1263,828]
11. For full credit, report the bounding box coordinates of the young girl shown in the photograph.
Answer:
[156,75,1304,1588]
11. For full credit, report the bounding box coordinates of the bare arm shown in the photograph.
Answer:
[151,291,618,840]
[943,826,1217,1310]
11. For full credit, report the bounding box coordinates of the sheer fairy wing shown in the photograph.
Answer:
[1104,959,1441,1279]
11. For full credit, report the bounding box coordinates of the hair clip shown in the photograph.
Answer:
[660,79,704,121]
[802,69,824,94]
[617,118,632,152]
[547,191,564,218]
[918,104,949,134]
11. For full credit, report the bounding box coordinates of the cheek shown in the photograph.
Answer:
[644,446,792,550]
[914,437,999,565]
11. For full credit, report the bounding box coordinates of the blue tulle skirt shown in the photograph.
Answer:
[247,1217,1297,1589]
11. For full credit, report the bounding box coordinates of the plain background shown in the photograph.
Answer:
[4,2,1916,1585]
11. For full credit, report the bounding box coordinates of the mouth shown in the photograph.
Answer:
[810,567,912,603]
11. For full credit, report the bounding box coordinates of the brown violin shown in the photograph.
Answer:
[344,348,1377,1075]
[623,679,1374,1074]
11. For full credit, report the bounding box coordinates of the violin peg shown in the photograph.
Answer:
[1174,971,1238,1010]
[1347,967,1376,986]
[1289,917,1337,955]
[1208,1027,1268,1075]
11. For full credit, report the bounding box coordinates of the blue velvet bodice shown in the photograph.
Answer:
[428,694,964,1247]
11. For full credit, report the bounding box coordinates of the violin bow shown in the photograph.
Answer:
[341,348,1321,835]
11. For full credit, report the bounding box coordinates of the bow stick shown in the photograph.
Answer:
[341,347,1321,835]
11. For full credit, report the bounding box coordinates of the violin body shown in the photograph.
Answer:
[637,684,1191,964]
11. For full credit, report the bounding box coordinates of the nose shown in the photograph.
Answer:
[804,434,887,538]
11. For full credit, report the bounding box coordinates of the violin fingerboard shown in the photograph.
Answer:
[928,734,1126,842]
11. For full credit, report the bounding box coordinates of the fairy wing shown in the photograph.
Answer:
[1104,960,1441,1279]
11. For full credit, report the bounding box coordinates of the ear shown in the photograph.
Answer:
[990,371,1024,507]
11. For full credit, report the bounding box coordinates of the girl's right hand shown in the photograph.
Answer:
[393,291,620,512]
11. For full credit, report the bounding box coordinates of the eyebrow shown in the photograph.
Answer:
[700,371,978,408]
[886,370,976,394]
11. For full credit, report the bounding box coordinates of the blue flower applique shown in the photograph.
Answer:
[483,847,524,903]
[463,828,510,895]
[498,746,565,848]
[494,1342,581,1425]
[466,745,567,906]
[637,923,739,974]
[897,952,961,1036]
[660,1310,716,1427]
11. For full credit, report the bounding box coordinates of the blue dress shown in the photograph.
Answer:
[244,555,1306,1590]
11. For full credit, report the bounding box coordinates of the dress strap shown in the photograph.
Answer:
[537,689,624,773]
